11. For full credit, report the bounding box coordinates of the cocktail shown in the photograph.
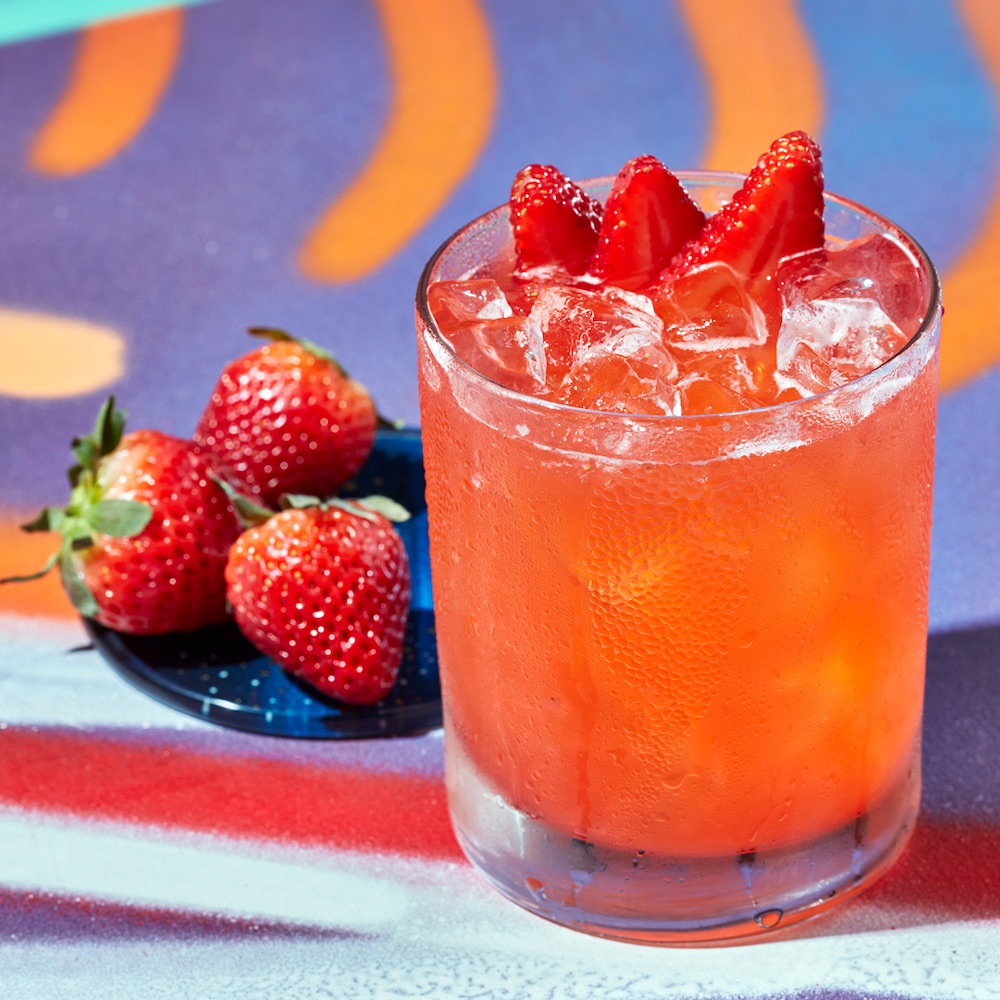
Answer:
[414,134,941,943]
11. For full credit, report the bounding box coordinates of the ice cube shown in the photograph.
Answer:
[443,316,546,394]
[775,296,910,396]
[526,284,666,392]
[777,233,928,337]
[675,368,753,415]
[427,280,546,393]
[552,328,681,415]
[505,265,603,316]
[427,278,514,330]
[672,335,800,414]
[649,262,772,352]
[673,348,764,415]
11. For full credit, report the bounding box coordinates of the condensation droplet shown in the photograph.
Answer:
[754,908,783,929]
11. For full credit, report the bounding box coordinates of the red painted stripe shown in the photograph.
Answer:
[0,727,463,863]
[865,816,1000,920]
[6,726,995,923]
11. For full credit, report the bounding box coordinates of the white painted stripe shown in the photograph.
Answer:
[0,805,997,997]
[0,809,409,931]
[0,615,199,730]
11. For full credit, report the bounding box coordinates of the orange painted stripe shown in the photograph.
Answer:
[298,0,497,283]
[0,515,76,620]
[939,0,1000,388]
[29,7,183,176]
[0,309,125,399]
[676,0,823,173]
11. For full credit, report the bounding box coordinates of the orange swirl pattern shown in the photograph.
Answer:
[29,7,183,176]
[297,0,497,282]
[941,0,1000,388]
[676,0,823,173]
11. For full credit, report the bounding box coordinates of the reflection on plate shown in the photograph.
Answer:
[85,428,441,739]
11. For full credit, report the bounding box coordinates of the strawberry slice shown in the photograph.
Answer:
[592,154,706,289]
[510,164,602,275]
[668,131,825,301]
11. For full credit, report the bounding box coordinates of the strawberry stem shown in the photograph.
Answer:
[0,550,59,585]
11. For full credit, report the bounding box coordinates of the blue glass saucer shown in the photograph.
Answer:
[85,429,441,739]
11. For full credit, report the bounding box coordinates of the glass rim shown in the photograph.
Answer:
[415,170,943,424]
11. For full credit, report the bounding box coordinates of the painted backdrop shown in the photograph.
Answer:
[1,2,998,997]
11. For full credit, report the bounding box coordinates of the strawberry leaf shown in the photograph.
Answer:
[321,495,410,523]
[59,556,98,617]
[86,498,153,537]
[21,507,66,533]
[94,395,127,456]
[70,436,99,474]
[355,495,411,523]
[279,493,323,510]
[69,396,128,485]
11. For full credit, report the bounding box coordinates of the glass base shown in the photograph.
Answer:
[447,739,919,945]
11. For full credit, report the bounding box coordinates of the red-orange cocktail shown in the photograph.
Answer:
[415,170,940,943]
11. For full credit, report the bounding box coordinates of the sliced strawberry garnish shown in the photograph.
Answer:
[510,164,602,275]
[668,131,824,302]
[592,154,706,289]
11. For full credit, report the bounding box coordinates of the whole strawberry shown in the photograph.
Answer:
[225,496,411,706]
[1,397,241,634]
[194,328,378,508]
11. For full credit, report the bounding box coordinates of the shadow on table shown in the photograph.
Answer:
[0,887,371,943]
[791,619,1000,939]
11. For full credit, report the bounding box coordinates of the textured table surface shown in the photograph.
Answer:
[1,2,998,997]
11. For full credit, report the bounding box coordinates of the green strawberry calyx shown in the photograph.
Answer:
[284,494,411,524]
[248,325,343,373]
[213,473,410,529]
[0,396,152,616]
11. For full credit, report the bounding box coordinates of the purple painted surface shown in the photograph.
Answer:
[0,1,998,996]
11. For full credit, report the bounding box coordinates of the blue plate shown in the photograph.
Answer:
[85,429,441,739]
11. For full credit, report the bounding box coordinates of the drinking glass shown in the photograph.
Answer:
[414,174,941,944]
